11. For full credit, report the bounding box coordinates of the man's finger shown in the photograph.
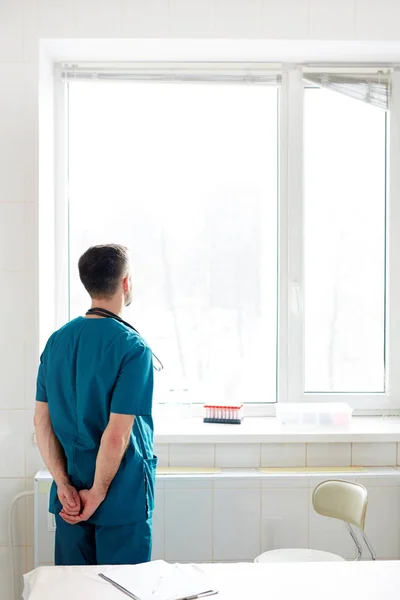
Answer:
[64,489,77,507]
[60,510,84,524]
[71,488,80,503]
[60,512,81,525]
[60,495,80,512]
[77,510,91,522]
[60,492,75,508]
[62,506,80,516]
[77,504,96,522]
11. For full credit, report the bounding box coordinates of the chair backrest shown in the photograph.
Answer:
[312,480,368,530]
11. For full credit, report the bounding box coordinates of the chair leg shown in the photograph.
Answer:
[345,522,363,560]
[361,532,376,561]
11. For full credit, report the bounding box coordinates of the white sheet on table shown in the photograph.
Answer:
[23,561,400,600]
[23,560,216,600]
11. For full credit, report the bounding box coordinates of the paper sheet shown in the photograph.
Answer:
[109,562,215,600]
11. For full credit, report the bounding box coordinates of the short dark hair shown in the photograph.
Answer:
[78,244,130,299]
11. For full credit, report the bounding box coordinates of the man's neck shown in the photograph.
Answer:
[90,298,124,318]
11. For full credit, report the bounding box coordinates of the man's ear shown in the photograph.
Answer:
[122,275,129,294]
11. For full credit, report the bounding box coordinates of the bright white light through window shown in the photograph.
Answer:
[68,82,278,403]
[304,88,386,393]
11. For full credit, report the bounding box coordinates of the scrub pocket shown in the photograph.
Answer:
[144,456,158,518]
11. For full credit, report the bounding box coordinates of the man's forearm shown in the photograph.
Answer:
[34,410,69,487]
[91,425,131,499]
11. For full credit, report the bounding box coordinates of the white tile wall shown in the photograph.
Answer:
[25,486,34,548]
[263,0,309,38]
[35,469,400,572]
[355,0,400,40]
[262,474,309,489]
[170,0,216,38]
[306,443,351,467]
[154,444,169,467]
[0,411,26,478]
[0,273,29,411]
[164,475,213,490]
[169,443,215,467]
[0,345,25,410]
[214,473,261,489]
[214,0,264,38]
[0,63,37,204]
[308,473,359,489]
[215,444,260,468]
[0,1,23,62]
[121,0,170,37]
[261,443,306,467]
[364,486,400,558]
[25,334,39,411]
[37,0,77,37]
[0,480,26,547]
[261,488,309,551]
[21,0,39,63]
[26,545,34,575]
[25,410,44,479]
[0,547,26,600]
[164,489,213,561]
[74,0,124,37]
[3,1,400,596]
[360,469,400,487]
[0,204,26,272]
[352,443,397,466]
[309,0,355,39]
[213,488,261,560]
[152,489,164,560]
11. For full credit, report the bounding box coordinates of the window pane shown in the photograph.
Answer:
[68,82,278,402]
[304,88,386,392]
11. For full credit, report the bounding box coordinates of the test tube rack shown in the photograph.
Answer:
[203,404,244,424]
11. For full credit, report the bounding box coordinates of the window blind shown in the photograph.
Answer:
[303,72,391,110]
[58,63,281,85]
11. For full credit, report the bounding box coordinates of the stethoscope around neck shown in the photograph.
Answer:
[86,307,164,372]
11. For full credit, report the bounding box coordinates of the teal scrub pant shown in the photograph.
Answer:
[54,514,152,566]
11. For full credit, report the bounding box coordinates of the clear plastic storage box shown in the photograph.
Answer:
[276,402,353,428]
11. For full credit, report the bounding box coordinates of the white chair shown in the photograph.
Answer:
[255,480,376,563]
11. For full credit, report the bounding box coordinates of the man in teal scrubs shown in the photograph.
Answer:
[34,244,157,565]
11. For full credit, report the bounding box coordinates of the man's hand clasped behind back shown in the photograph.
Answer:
[59,487,106,524]
[57,481,81,517]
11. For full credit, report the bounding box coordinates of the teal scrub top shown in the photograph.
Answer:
[36,317,156,526]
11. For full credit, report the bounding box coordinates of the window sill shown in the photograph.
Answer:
[154,416,400,444]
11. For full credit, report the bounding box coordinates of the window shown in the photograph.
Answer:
[53,64,397,411]
[67,80,279,403]
[304,88,387,393]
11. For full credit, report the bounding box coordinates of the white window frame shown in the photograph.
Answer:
[50,57,400,415]
[283,69,400,413]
